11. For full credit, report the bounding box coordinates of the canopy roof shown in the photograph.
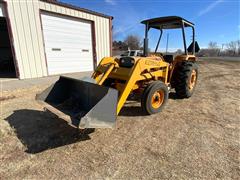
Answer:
[141,16,194,29]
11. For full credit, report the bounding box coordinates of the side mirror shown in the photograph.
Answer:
[187,41,200,53]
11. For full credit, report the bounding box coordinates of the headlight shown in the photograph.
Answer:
[119,57,135,68]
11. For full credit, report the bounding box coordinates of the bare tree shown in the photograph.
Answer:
[208,41,218,49]
[208,41,220,56]
[113,41,128,51]
[124,35,141,50]
[226,41,238,56]
[197,40,240,57]
[237,40,240,55]
[112,40,128,56]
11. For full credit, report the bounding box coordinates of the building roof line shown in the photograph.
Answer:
[41,0,113,19]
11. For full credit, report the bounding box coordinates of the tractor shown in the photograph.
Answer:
[36,16,200,129]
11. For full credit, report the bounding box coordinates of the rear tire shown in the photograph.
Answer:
[175,61,198,98]
[141,81,168,115]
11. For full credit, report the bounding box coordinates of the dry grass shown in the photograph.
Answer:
[0,58,239,179]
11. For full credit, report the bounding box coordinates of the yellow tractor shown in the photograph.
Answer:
[36,16,200,129]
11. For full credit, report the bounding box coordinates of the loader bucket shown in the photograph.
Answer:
[36,76,118,129]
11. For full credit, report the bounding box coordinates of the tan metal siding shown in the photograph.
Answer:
[5,0,111,79]
[5,0,47,79]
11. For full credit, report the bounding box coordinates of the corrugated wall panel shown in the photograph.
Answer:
[30,0,47,76]
[95,15,102,61]
[5,1,25,78]
[19,1,38,78]
[5,0,48,79]
[5,0,111,79]
[11,0,32,78]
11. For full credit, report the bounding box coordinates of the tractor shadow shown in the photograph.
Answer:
[5,109,95,154]
[5,92,179,153]
[168,92,181,100]
[119,106,146,117]
[119,92,179,117]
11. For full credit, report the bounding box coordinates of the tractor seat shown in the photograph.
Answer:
[163,55,174,63]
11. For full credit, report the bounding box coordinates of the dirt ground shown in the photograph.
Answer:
[0,58,239,179]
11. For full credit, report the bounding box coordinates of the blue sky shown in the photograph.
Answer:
[62,0,239,51]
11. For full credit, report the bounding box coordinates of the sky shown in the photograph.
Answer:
[62,0,239,51]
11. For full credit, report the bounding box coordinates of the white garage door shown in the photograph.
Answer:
[41,12,94,75]
[0,3,5,17]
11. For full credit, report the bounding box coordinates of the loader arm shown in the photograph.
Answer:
[93,57,169,115]
[115,58,169,114]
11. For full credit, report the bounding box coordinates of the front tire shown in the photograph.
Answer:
[141,81,169,115]
[175,61,198,98]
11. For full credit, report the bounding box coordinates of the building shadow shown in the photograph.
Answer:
[5,109,94,154]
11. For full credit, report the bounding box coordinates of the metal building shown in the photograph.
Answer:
[0,0,112,79]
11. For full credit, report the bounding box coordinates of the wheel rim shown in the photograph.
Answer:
[189,69,197,90]
[151,90,164,109]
